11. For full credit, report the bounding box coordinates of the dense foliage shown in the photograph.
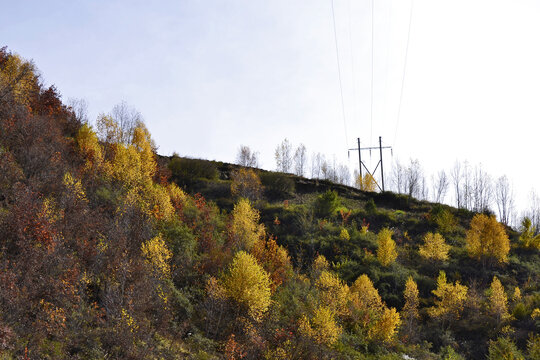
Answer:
[0,48,539,359]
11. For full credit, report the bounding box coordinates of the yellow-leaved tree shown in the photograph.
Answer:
[229,198,265,251]
[429,271,468,323]
[299,305,342,346]
[315,270,350,316]
[222,251,271,321]
[377,228,398,266]
[230,168,263,201]
[0,52,37,105]
[466,214,510,264]
[141,234,172,278]
[76,124,105,174]
[518,217,540,250]
[357,173,377,192]
[488,276,510,324]
[419,232,451,261]
[402,276,419,339]
[348,274,401,342]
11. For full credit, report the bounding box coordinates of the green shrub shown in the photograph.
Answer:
[168,156,218,188]
[314,190,340,218]
[365,198,377,213]
[487,337,524,360]
[260,172,295,199]
[430,205,457,233]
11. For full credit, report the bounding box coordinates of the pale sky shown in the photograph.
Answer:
[2,0,540,218]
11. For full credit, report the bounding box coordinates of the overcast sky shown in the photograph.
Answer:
[2,0,540,218]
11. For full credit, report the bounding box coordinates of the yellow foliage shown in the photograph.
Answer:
[206,276,227,300]
[466,214,510,263]
[518,217,540,250]
[230,168,263,201]
[0,53,37,105]
[403,276,420,321]
[312,254,330,275]
[489,276,510,323]
[131,123,156,180]
[512,287,522,302]
[76,124,104,172]
[429,271,468,321]
[357,173,377,192]
[96,114,122,144]
[229,198,265,251]
[121,308,138,333]
[349,274,400,342]
[251,236,292,290]
[377,228,398,266]
[141,234,172,278]
[63,172,87,202]
[222,251,272,321]
[531,308,540,319]
[299,306,342,345]
[339,228,350,241]
[315,270,350,316]
[419,232,451,261]
[144,183,175,221]
[370,307,401,342]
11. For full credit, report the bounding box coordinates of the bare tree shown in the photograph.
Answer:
[311,152,322,179]
[431,170,449,203]
[471,165,492,212]
[495,175,514,226]
[293,144,307,176]
[405,159,423,199]
[523,190,540,234]
[275,138,292,173]
[451,161,463,208]
[392,160,406,194]
[67,98,89,124]
[337,164,351,185]
[236,145,259,168]
[111,101,143,144]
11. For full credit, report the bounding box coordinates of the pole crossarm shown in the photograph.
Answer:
[348,136,392,192]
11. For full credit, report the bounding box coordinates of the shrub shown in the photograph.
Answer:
[168,156,218,188]
[315,190,340,218]
[260,172,295,199]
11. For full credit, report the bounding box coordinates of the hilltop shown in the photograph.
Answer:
[0,48,539,359]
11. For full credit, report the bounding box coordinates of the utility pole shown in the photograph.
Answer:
[348,136,392,191]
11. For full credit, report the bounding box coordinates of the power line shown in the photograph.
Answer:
[393,0,414,148]
[370,0,374,148]
[331,0,349,149]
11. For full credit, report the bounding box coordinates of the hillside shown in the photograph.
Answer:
[0,48,539,360]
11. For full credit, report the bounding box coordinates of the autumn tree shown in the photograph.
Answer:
[429,271,468,323]
[236,145,259,168]
[230,168,263,201]
[402,276,419,340]
[466,214,510,264]
[419,232,451,262]
[357,173,377,192]
[377,228,398,266]
[299,305,342,346]
[495,175,515,226]
[488,276,510,324]
[518,217,540,250]
[250,236,292,290]
[229,198,265,251]
[348,274,401,342]
[222,251,272,321]
[315,270,350,316]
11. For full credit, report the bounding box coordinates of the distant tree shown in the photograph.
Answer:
[377,228,398,266]
[431,170,449,203]
[471,165,492,212]
[293,143,307,176]
[523,190,540,236]
[466,214,510,264]
[230,168,263,201]
[236,145,259,168]
[488,276,510,324]
[222,251,272,321]
[392,160,406,194]
[111,101,143,144]
[311,152,323,179]
[495,175,514,226]
[67,98,89,124]
[275,138,292,173]
[419,232,451,262]
[451,160,463,208]
[357,173,377,192]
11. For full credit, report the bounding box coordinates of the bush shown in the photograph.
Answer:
[168,156,218,188]
[365,198,377,213]
[314,190,340,218]
[260,172,295,199]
